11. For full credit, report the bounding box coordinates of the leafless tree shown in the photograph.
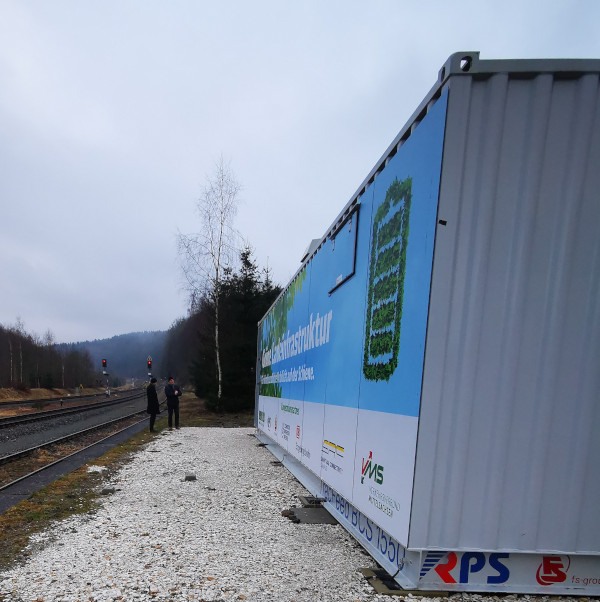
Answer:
[43,329,55,347]
[178,156,241,409]
[11,317,26,384]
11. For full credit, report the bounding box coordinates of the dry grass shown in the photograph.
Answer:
[173,393,254,428]
[0,387,109,403]
[0,386,123,418]
[0,392,254,571]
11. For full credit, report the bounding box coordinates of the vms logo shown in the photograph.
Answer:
[361,451,384,485]
[536,556,570,585]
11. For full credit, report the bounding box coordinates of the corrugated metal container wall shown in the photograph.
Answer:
[411,64,600,553]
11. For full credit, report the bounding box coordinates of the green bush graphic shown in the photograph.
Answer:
[363,177,412,382]
[259,268,307,397]
[370,301,395,331]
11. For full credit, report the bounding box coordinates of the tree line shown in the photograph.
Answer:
[65,331,167,382]
[0,322,96,390]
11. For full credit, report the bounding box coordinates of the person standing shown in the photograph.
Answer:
[164,376,182,430]
[146,377,160,432]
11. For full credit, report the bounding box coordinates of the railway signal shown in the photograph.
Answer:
[102,359,110,396]
[147,357,152,377]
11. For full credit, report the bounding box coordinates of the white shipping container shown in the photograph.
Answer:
[255,52,600,594]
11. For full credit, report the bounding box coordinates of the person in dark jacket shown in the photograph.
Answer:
[146,377,160,432]
[164,376,182,430]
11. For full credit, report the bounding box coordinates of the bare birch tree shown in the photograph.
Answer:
[12,317,26,384]
[178,157,241,410]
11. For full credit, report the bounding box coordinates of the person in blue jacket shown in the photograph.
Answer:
[164,376,182,430]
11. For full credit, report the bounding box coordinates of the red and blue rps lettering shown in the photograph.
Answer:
[426,552,510,585]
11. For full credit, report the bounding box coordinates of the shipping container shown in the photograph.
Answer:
[255,51,600,594]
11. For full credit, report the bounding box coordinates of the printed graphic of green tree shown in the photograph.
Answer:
[363,177,412,382]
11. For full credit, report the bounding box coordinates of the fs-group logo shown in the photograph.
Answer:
[361,451,384,485]
[536,556,570,585]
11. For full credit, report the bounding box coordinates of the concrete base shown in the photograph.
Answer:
[361,568,448,598]
[286,506,338,524]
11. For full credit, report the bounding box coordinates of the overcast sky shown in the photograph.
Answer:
[1,0,599,343]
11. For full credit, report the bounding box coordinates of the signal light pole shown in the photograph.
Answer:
[102,359,110,396]
[147,356,152,378]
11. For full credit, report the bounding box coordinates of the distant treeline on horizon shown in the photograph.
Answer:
[64,330,168,381]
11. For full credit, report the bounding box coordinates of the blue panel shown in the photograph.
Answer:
[259,90,448,418]
[359,91,448,416]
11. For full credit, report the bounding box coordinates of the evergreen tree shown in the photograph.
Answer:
[167,246,281,412]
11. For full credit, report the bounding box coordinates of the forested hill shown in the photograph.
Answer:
[62,331,167,380]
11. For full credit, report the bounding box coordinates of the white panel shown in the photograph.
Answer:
[354,409,418,547]
[257,395,280,442]
[411,70,600,553]
[278,398,303,456]
[321,404,358,500]
[298,399,325,477]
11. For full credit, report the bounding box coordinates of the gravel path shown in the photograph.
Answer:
[0,428,387,601]
[0,428,582,602]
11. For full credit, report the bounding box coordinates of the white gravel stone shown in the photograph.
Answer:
[0,428,583,602]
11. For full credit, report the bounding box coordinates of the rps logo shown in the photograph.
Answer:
[536,556,570,585]
[361,451,384,485]
[432,552,510,585]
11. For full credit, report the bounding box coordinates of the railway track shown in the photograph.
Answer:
[0,390,153,460]
[0,396,166,514]
[0,390,146,428]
